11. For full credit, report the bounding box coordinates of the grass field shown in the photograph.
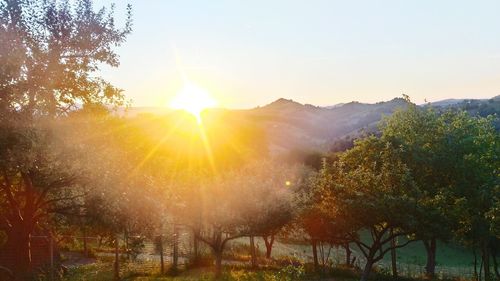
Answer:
[238,235,475,279]
[60,258,471,281]
[56,234,477,281]
[384,239,474,278]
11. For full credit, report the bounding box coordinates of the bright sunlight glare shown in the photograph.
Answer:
[170,82,217,122]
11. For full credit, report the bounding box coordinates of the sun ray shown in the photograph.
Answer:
[129,114,188,177]
[197,122,217,175]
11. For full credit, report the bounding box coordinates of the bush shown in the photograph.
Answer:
[277,265,306,280]
[273,255,303,267]
[224,242,264,262]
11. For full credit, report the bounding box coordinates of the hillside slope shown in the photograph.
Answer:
[123,96,500,155]
[238,98,408,153]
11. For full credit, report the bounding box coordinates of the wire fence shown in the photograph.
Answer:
[1,230,480,280]
[12,225,199,281]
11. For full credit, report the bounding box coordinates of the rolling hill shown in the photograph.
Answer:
[122,96,500,155]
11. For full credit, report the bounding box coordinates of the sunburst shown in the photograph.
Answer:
[170,82,217,123]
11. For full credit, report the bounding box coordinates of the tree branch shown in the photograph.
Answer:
[222,233,246,249]
[1,171,20,212]
[380,230,408,246]
[353,240,369,257]
[375,237,417,261]
[35,176,80,209]
[195,232,216,249]
[38,193,86,209]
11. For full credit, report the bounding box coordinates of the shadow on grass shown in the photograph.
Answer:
[60,258,474,281]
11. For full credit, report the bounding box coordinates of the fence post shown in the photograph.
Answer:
[114,235,120,281]
[83,227,88,257]
[250,236,256,268]
[49,234,54,281]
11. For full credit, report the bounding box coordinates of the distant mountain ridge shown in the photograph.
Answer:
[243,97,409,153]
[122,95,500,154]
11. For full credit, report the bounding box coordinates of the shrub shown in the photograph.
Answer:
[273,255,303,267]
[224,242,264,262]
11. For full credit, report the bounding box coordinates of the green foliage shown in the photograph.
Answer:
[303,102,499,280]
[380,104,456,242]
[0,0,134,276]
[0,0,132,115]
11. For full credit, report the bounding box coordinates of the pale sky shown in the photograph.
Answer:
[97,0,500,109]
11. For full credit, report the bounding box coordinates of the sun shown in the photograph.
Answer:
[170,82,217,122]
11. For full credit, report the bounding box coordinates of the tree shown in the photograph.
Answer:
[0,1,131,277]
[0,0,132,115]
[172,160,298,278]
[319,136,422,281]
[190,174,250,279]
[235,161,299,264]
[0,118,83,276]
[379,103,499,280]
[380,102,454,277]
[70,108,166,247]
[294,164,354,271]
[439,112,499,281]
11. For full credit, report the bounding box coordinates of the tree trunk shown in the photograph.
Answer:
[83,227,88,257]
[344,243,352,266]
[312,239,319,271]
[214,250,223,279]
[159,235,164,274]
[193,230,199,262]
[474,249,478,281]
[2,223,32,279]
[360,259,374,281]
[482,244,491,281]
[319,242,325,266]
[492,252,499,279]
[423,238,437,278]
[172,225,179,272]
[263,234,275,259]
[390,229,398,278]
[479,255,483,281]
[249,236,257,268]
[114,236,119,281]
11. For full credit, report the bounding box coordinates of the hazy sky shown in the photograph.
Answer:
[97,0,500,108]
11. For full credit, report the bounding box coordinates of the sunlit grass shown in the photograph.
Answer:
[62,262,114,281]
[61,255,472,281]
[62,262,312,281]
